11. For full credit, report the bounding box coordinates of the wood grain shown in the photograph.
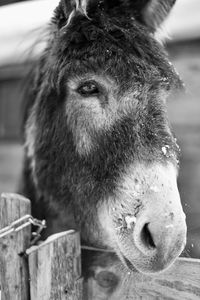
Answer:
[0,193,31,300]
[84,257,200,300]
[28,230,83,300]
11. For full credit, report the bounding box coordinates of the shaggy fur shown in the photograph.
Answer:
[20,0,186,284]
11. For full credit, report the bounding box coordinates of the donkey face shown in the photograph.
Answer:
[25,0,186,274]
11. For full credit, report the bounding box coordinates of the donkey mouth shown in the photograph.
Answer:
[121,254,137,272]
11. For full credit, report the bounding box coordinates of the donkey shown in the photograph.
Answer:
[20,0,187,277]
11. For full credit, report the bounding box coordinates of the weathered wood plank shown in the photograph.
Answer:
[85,257,200,300]
[28,230,83,300]
[0,193,31,300]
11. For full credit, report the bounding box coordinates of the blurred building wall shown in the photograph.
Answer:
[0,64,31,139]
[0,0,26,6]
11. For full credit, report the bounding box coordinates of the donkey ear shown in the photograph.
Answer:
[60,0,89,17]
[54,0,91,27]
[107,0,176,32]
[140,0,176,32]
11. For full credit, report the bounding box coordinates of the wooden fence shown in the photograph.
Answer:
[0,193,200,300]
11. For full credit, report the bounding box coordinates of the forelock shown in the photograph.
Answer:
[48,11,183,92]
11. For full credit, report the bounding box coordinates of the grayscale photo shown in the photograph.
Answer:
[0,0,200,299]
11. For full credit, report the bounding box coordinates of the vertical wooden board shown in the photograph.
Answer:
[0,193,31,300]
[28,230,83,300]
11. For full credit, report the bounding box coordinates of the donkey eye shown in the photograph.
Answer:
[77,81,100,97]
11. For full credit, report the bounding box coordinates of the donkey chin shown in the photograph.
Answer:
[98,162,187,274]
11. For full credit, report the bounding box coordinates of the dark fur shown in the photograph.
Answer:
[20,0,182,278]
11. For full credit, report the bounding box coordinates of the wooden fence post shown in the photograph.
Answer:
[0,193,31,300]
[28,230,83,300]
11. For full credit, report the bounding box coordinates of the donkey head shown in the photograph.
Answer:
[26,0,186,274]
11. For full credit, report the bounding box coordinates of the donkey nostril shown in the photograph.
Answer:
[141,223,156,249]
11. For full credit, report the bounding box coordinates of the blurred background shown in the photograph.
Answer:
[0,0,199,258]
